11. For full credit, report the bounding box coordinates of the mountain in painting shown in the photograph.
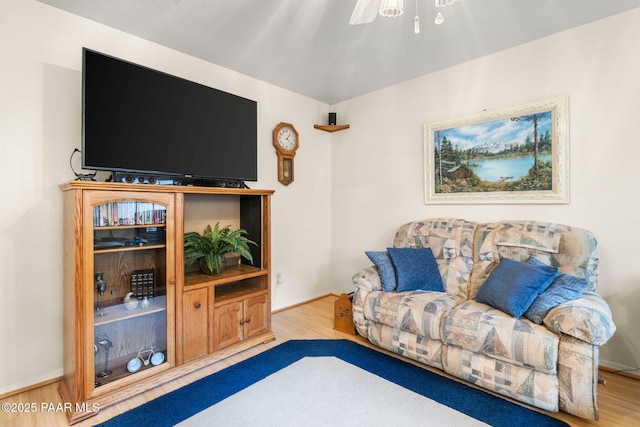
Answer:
[469,141,519,154]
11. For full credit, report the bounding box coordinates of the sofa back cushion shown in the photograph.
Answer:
[393,218,477,300]
[469,220,599,300]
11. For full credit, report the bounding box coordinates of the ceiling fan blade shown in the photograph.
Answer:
[349,0,380,25]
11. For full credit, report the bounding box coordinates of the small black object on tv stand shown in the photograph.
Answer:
[183,178,247,188]
[109,172,247,189]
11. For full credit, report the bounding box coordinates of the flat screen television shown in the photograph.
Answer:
[82,48,258,186]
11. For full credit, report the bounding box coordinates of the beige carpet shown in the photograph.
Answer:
[177,356,489,427]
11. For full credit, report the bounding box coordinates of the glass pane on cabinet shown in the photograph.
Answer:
[92,200,168,388]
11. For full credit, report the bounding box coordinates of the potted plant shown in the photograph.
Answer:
[184,222,257,275]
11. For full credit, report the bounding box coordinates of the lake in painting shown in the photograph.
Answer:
[472,154,552,182]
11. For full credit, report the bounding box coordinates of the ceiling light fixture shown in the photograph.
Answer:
[379,0,403,18]
[435,0,458,6]
[434,0,458,24]
[351,0,458,30]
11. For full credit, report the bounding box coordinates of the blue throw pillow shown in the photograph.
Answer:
[365,251,397,291]
[523,257,590,324]
[387,247,444,292]
[476,258,559,318]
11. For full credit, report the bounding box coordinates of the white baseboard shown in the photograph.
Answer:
[0,369,63,398]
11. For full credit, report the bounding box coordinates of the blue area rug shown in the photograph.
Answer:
[98,339,568,427]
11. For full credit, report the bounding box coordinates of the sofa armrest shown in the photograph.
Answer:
[352,266,383,292]
[543,291,616,345]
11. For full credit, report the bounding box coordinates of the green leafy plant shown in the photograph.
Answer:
[184,222,257,274]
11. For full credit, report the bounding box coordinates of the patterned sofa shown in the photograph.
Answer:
[352,218,616,420]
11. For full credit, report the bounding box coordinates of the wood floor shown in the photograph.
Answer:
[1,295,638,426]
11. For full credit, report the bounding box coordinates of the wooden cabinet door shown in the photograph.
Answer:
[81,189,177,397]
[243,294,269,339]
[182,287,209,362]
[213,301,243,350]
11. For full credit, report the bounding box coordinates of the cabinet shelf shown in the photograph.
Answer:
[93,353,168,390]
[94,243,166,253]
[94,295,167,326]
[95,224,166,230]
[95,245,166,254]
[314,124,350,132]
[214,281,267,306]
[184,265,267,289]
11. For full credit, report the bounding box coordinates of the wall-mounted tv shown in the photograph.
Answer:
[82,48,258,186]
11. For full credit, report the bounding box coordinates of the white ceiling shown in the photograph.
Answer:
[38,0,640,104]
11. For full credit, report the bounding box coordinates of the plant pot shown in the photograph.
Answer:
[224,253,240,267]
[199,258,226,275]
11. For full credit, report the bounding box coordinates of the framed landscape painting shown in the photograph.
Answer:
[424,96,569,204]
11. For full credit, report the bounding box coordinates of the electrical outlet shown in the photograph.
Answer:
[275,273,282,285]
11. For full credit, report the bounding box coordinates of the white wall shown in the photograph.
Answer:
[330,9,640,371]
[0,0,333,394]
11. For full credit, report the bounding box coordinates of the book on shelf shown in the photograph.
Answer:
[93,202,167,227]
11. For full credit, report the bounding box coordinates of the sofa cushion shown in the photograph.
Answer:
[393,218,477,300]
[365,251,397,291]
[523,257,589,324]
[470,221,600,300]
[441,300,560,374]
[495,221,561,253]
[387,247,444,292]
[363,290,461,341]
[476,258,559,318]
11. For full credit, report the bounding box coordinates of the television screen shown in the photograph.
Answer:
[82,48,258,184]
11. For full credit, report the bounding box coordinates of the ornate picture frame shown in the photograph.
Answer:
[424,97,569,204]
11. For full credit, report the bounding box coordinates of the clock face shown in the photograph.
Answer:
[277,127,297,151]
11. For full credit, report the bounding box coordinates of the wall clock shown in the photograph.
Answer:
[272,122,299,186]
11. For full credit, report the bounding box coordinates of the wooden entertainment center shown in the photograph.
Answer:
[58,181,275,424]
